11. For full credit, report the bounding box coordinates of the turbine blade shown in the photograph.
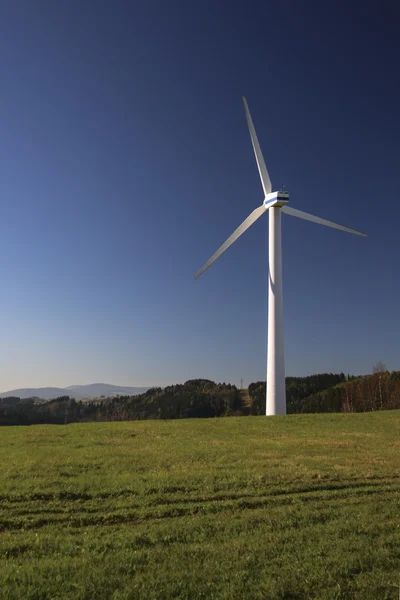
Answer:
[242,97,272,196]
[195,204,267,279]
[281,206,367,237]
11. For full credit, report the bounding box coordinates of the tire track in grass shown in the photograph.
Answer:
[1,478,399,532]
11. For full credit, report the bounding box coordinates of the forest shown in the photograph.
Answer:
[248,370,400,414]
[1,370,399,426]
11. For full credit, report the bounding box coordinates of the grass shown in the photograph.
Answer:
[0,412,399,599]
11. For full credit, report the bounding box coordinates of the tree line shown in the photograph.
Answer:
[1,370,399,426]
[249,370,400,414]
[0,380,241,426]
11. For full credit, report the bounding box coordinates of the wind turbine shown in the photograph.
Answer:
[195,97,367,416]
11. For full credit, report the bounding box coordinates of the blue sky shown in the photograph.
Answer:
[0,1,399,391]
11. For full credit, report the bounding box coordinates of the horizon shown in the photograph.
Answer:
[0,367,384,396]
[1,2,399,391]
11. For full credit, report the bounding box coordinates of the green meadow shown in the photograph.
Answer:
[1,412,399,599]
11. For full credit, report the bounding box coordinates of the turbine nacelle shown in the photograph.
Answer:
[264,191,289,208]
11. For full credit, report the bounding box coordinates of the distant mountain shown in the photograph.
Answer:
[0,384,150,400]
[65,384,149,398]
[0,387,71,401]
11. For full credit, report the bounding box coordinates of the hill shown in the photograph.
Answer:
[66,383,150,399]
[0,383,150,400]
[0,387,71,401]
[0,412,399,599]
[0,379,241,425]
[248,371,400,414]
[1,374,399,426]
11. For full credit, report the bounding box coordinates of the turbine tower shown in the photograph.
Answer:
[195,97,366,416]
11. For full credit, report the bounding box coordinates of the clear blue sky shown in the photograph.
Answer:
[1,1,399,391]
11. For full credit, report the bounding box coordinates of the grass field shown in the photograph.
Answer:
[0,412,399,599]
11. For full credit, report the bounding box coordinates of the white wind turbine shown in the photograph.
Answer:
[195,97,367,416]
